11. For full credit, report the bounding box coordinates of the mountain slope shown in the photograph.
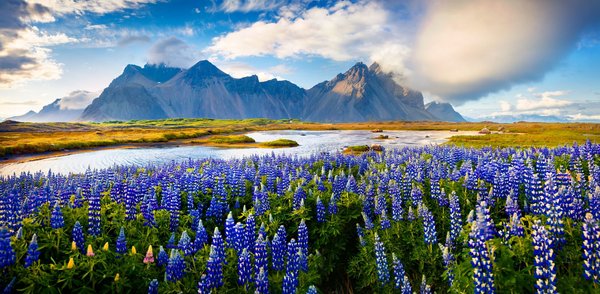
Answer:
[9,91,97,122]
[425,101,466,122]
[303,62,435,122]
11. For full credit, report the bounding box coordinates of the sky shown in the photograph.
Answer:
[0,0,599,121]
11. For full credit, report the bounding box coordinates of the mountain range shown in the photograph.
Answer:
[9,60,466,123]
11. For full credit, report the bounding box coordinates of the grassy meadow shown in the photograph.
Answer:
[1,118,599,158]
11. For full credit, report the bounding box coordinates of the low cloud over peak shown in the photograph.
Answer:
[207,0,600,105]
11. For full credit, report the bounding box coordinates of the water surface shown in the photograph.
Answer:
[0,130,465,176]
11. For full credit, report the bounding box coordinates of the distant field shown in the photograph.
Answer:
[0,118,599,158]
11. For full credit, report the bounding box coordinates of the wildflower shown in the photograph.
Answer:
[206,245,224,289]
[157,246,168,267]
[116,227,127,254]
[72,221,85,252]
[272,225,287,271]
[144,245,154,264]
[255,266,269,294]
[71,241,77,251]
[114,273,120,282]
[166,249,185,282]
[193,219,208,252]
[50,204,65,229]
[103,242,109,251]
[582,213,600,282]
[86,244,95,257]
[392,253,406,290]
[469,206,495,294]
[254,234,268,283]
[532,220,557,293]
[374,233,389,285]
[316,196,325,223]
[24,234,40,268]
[449,191,462,242]
[148,279,158,294]
[306,285,318,294]
[282,239,299,294]
[178,231,193,256]
[298,219,309,272]
[67,257,75,269]
[237,248,252,286]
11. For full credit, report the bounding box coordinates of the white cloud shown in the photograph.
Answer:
[219,0,283,13]
[516,91,573,111]
[567,113,600,121]
[58,90,98,109]
[499,101,512,112]
[213,60,283,81]
[25,0,159,15]
[146,37,201,68]
[207,1,410,74]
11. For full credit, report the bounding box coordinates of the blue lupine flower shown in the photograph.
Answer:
[392,253,405,290]
[316,196,325,223]
[401,276,412,294]
[469,207,495,294]
[50,204,64,229]
[178,230,193,256]
[212,227,226,265]
[255,266,269,294]
[440,234,455,287]
[362,212,375,230]
[147,279,158,294]
[237,248,252,287]
[298,219,309,272]
[306,285,318,294]
[582,213,600,283]
[166,249,185,282]
[246,213,256,252]
[255,234,268,283]
[420,205,437,245]
[374,233,389,285]
[166,232,176,249]
[283,239,299,294]
[197,274,210,294]
[157,245,168,267]
[24,234,40,268]
[272,225,287,271]
[0,228,16,268]
[206,245,224,289]
[420,275,432,294]
[328,194,338,215]
[225,211,236,248]
[380,210,391,230]
[357,224,366,247]
[87,189,101,236]
[72,221,85,253]
[532,220,557,293]
[448,191,462,242]
[194,219,208,251]
[116,226,127,254]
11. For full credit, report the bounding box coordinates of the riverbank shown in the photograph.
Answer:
[1,118,599,160]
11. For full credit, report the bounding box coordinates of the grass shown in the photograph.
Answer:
[1,118,599,158]
[207,135,256,144]
[343,145,370,154]
[259,139,299,147]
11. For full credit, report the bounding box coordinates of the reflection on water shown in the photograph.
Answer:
[0,130,461,176]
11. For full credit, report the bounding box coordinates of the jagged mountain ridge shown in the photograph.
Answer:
[67,60,462,122]
[9,91,97,122]
[425,101,466,122]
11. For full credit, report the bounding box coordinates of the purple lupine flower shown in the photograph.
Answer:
[197,274,210,294]
[328,194,338,215]
[374,233,389,285]
[206,245,224,289]
[401,276,412,294]
[298,219,309,272]
[306,285,318,294]
[362,212,375,230]
[166,232,176,249]
[157,245,168,267]
[316,196,325,223]
[392,253,406,290]
[532,220,557,293]
[282,239,299,294]
[246,213,256,252]
[440,233,455,287]
[116,226,127,254]
[272,225,287,271]
[24,234,40,268]
[166,249,185,282]
[72,221,85,253]
[0,228,15,269]
[147,279,158,294]
[582,213,600,283]
[237,248,252,287]
[50,204,64,229]
[390,182,403,222]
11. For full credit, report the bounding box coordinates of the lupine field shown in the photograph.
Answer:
[1,141,600,293]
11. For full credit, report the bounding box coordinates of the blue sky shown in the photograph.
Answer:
[1,0,599,121]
